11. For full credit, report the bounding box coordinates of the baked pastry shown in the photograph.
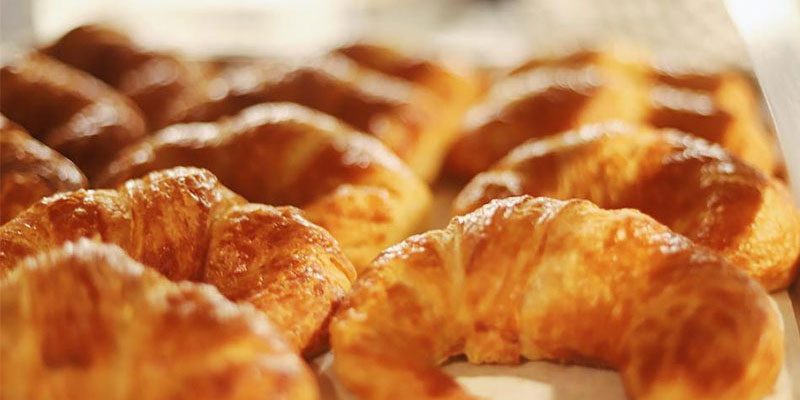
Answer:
[445,50,776,179]
[0,52,147,176]
[334,43,480,108]
[0,167,355,356]
[0,116,87,223]
[331,196,782,400]
[1,239,318,400]
[454,123,800,291]
[44,24,211,129]
[96,102,431,271]
[184,55,453,181]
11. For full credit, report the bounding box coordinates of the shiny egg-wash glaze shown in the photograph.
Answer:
[331,196,782,400]
[183,55,455,182]
[44,24,211,130]
[1,240,317,400]
[95,103,432,272]
[0,52,147,177]
[0,116,87,223]
[454,123,800,291]
[445,50,776,179]
[0,168,355,356]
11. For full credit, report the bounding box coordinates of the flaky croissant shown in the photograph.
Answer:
[331,196,783,400]
[445,50,776,179]
[184,55,455,181]
[44,24,211,129]
[0,116,87,223]
[0,167,355,355]
[0,239,318,400]
[95,102,431,271]
[0,52,147,177]
[454,122,800,291]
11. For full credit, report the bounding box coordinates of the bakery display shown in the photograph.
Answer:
[95,102,431,270]
[331,196,782,400]
[445,50,776,179]
[0,239,317,400]
[454,122,800,291]
[0,52,147,177]
[0,167,355,356]
[0,116,87,223]
[44,24,212,130]
[1,19,798,400]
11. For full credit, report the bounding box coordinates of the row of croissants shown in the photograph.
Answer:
[1,24,799,400]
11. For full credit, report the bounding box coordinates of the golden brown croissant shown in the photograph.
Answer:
[331,196,783,400]
[184,55,454,181]
[44,24,211,129]
[0,167,355,355]
[453,123,800,291]
[0,52,147,177]
[1,239,318,400]
[0,116,87,223]
[445,50,776,179]
[95,102,431,271]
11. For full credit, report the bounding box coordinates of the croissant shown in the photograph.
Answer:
[334,43,480,108]
[1,239,318,400]
[95,102,431,271]
[445,50,776,179]
[0,52,147,176]
[330,196,783,400]
[44,24,211,129]
[455,123,800,291]
[0,116,87,223]
[0,167,355,356]
[184,55,454,181]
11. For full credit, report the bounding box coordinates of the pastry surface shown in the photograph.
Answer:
[454,123,800,291]
[0,239,318,400]
[331,196,783,400]
[0,167,355,355]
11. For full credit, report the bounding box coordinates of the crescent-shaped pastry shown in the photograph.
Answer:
[331,196,783,400]
[0,52,147,176]
[184,55,453,181]
[44,24,211,129]
[0,116,87,223]
[453,123,800,291]
[0,167,355,356]
[1,239,318,400]
[95,102,431,271]
[445,50,776,179]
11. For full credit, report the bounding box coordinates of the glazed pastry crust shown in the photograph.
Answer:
[44,24,211,129]
[0,52,147,177]
[96,103,432,271]
[0,116,87,223]
[445,50,776,179]
[0,167,355,355]
[454,123,800,291]
[184,56,454,181]
[0,239,318,400]
[331,196,783,400]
